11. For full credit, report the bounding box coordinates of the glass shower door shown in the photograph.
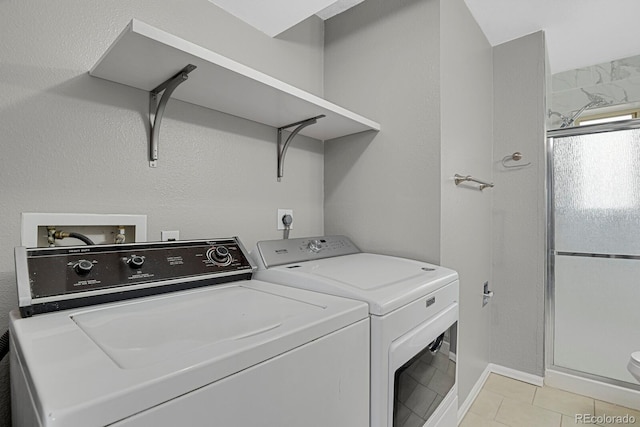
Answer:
[551,125,640,385]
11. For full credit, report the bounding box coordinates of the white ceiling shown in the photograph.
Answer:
[210,0,640,74]
[316,0,365,20]
[464,0,640,73]
[207,0,334,37]
[207,0,364,37]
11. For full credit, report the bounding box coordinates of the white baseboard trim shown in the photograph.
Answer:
[545,369,640,412]
[490,363,544,387]
[457,364,492,423]
[457,363,544,424]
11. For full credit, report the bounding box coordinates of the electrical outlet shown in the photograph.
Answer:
[161,230,180,241]
[277,209,293,230]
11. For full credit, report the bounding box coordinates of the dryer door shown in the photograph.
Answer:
[388,304,458,427]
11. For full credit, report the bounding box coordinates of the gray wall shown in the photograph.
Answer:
[323,0,503,409]
[492,32,547,376]
[440,0,494,405]
[323,0,441,262]
[0,2,326,423]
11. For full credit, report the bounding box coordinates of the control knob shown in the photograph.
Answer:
[207,246,231,264]
[74,259,94,275]
[127,255,145,269]
[307,239,323,253]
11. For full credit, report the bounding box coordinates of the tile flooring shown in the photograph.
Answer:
[460,374,640,427]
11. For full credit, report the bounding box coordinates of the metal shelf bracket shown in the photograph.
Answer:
[149,64,197,167]
[277,115,325,181]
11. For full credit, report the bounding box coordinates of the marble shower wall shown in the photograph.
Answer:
[549,54,640,128]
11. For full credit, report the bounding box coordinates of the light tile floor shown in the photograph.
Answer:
[460,374,640,427]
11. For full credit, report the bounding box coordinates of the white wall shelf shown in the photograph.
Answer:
[89,19,380,173]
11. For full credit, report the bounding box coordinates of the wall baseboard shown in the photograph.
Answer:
[545,369,640,412]
[490,363,544,387]
[457,364,491,422]
[457,363,544,424]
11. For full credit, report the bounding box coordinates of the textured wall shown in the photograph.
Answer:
[323,0,441,262]
[492,32,547,377]
[0,1,326,423]
[440,0,494,405]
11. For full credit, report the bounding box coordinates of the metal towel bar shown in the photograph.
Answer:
[454,174,494,190]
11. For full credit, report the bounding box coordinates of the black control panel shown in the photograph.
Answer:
[17,238,254,316]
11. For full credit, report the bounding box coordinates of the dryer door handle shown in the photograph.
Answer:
[428,333,445,355]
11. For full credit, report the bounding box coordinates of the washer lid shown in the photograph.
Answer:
[73,285,319,369]
[10,280,367,427]
[254,253,459,315]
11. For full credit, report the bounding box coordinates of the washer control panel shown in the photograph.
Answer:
[255,235,360,268]
[16,238,255,316]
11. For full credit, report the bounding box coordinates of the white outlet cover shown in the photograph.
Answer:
[161,230,180,241]
[277,209,293,230]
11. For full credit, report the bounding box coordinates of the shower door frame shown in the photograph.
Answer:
[546,118,640,391]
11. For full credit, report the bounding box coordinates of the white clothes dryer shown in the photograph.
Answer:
[252,235,460,427]
[11,238,370,427]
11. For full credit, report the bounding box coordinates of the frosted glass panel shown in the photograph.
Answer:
[554,129,640,255]
[554,255,640,384]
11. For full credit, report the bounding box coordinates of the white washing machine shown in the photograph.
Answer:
[10,237,370,427]
[252,236,460,427]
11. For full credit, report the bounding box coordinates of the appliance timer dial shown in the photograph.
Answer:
[206,246,231,264]
[307,239,323,253]
[127,255,145,269]
[74,259,94,275]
